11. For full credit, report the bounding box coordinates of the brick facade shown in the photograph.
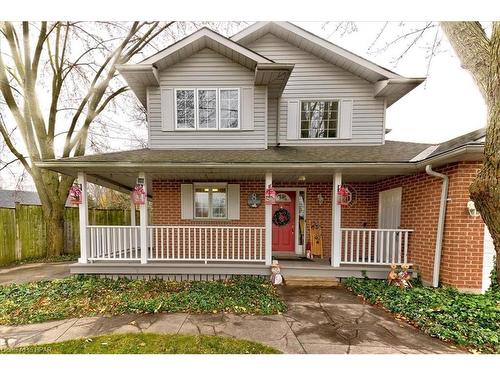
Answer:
[151,161,486,289]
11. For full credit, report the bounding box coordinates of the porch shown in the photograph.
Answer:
[38,152,417,279]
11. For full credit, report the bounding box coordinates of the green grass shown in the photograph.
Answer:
[343,278,500,353]
[0,333,280,354]
[0,276,286,325]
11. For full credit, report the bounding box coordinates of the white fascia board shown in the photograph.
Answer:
[233,21,402,81]
[141,28,272,66]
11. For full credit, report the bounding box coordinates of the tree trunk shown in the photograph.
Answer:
[45,205,65,257]
[470,94,500,285]
[441,22,500,285]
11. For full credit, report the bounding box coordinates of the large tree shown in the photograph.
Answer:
[0,21,175,256]
[440,22,499,283]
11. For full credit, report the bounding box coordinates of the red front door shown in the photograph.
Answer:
[272,191,296,252]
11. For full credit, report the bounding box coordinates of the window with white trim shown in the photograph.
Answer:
[197,89,217,129]
[175,89,195,129]
[300,100,339,138]
[175,88,240,130]
[194,185,227,219]
[219,89,240,129]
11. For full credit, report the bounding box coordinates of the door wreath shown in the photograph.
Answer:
[273,207,291,226]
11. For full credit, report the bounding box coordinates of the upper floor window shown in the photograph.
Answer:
[300,100,339,138]
[175,89,195,129]
[175,88,240,130]
[219,89,240,129]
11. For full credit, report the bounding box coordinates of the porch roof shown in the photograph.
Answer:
[35,138,484,194]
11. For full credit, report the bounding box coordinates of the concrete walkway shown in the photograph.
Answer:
[0,262,71,285]
[0,286,462,354]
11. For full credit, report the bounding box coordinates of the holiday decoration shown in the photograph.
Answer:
[336,185,352,206]
[270,260,283,285]
[273,207,291,226]
[386,263,413,288]
[265,184,276,205]
[247,192,261,208]
[69,183,83,205]
[132,183,146,206]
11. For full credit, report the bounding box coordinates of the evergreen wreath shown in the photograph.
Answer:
[273,207,291,226]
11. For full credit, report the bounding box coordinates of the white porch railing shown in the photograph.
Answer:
[340,228,413,265]
[88,225,141,261]
[86,225,265,263]
[147,226,265,262]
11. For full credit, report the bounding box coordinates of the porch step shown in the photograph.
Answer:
[284,276,340,287]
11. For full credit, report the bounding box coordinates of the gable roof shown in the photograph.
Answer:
[140,27,274,70]
[117,27,293,106]
[231,22,425,106]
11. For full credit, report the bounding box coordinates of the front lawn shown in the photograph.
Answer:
[344,278,500,353]
[0,333,280,354]
[0,276,286,325]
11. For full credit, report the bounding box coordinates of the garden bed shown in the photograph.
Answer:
[0,276,286,325]
[343,278,500,353]
[0,333,280,354]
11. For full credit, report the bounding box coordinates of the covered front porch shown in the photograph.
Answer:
[62,164,414,279]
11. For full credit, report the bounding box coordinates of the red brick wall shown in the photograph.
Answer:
[152,180,265,226]
[151,163,486,289]
[373,161,485,289]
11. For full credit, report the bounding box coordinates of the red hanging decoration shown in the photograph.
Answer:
[69,183,83,205]
[336,185,352,206]
[265,184,277,205]
[132,184,146,206]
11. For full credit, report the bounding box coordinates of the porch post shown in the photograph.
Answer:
[130,196,136,226]
[139,172,148,264]
[331,172,342,267]
[77,172,89,263]
[265,172,273,266]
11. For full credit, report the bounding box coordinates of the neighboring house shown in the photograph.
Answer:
[36,22,493,292]
[0,190,42,208]
[0,189,73,208]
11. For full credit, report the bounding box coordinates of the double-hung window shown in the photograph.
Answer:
[194,184,228,219]
[175,88,240,130]
[300,100,339,138]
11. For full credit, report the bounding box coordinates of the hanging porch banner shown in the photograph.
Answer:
[265,184,277,205]
[69,183,83,205]
[132,182,146,206]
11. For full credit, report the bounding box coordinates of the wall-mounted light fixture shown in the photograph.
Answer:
[317,193,324,205]
[467,200,481,217]
[298,175,306,182]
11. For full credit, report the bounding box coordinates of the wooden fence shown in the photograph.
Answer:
[0,204,140,265]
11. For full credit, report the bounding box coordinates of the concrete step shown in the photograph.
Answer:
[284,276,340,287]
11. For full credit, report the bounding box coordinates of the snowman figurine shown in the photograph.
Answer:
[270,260,283,285]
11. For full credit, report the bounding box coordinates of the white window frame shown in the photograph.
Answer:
[197,88,219,131]
[174,88,197,131]
[218,88,241,131]
[299,99,340,139]
[193,182,228,220]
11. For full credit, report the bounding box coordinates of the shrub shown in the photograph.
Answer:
[343,278,500,353]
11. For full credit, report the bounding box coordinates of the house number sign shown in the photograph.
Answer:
[247,192,261,208]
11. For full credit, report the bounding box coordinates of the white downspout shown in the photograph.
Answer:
[425,165,449,288]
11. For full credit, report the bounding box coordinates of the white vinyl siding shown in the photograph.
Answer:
[246,33,385,145]
[148,48,266,149]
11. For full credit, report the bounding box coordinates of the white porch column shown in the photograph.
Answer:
[139,172,148,264]
[77,172,89,263]
[130,196,136,226]
[265,172,273,266]
[331,172,342,267]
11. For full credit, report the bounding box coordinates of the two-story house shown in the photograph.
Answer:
[37,22,493,292]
